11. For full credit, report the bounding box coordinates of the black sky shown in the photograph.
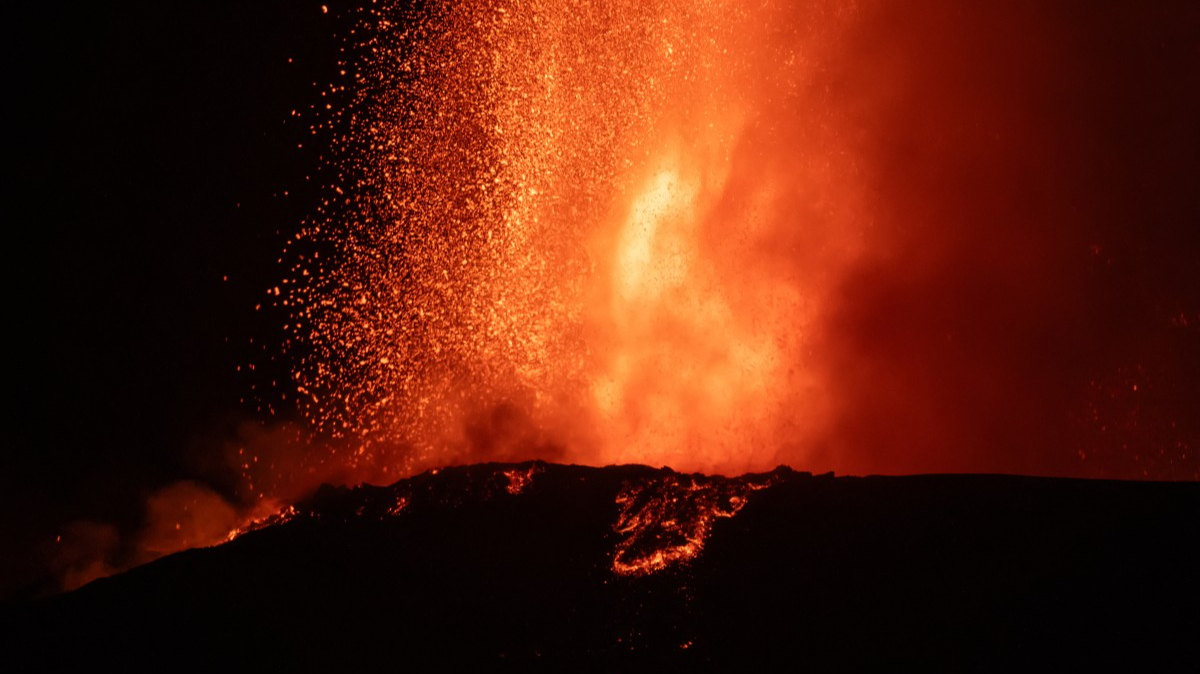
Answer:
[6,0,350,597]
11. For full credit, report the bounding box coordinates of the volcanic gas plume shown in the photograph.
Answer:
[240,0,1198,501]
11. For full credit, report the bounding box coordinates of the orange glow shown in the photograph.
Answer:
[225,504,298,543]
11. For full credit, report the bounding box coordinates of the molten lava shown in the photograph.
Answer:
[612,470,779,575]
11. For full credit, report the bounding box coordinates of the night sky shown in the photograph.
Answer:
[7,0,348,596]
[6,1,1199,597]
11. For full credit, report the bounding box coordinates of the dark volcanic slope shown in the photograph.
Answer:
[6,463,1198,671]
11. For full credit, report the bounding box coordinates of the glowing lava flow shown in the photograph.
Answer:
[611,470,779,575]
[268,0,867,489]
[223,462,785,577]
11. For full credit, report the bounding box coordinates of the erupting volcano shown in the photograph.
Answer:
[8,0,1200,668]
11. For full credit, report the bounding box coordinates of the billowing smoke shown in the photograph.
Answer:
[55,481,237,591]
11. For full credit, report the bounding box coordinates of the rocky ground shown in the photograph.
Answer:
[5,461,1197,670]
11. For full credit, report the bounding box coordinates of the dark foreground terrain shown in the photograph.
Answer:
[5,462,1197,671]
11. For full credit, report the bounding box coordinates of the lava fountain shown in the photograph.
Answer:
[274,0,866,483]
